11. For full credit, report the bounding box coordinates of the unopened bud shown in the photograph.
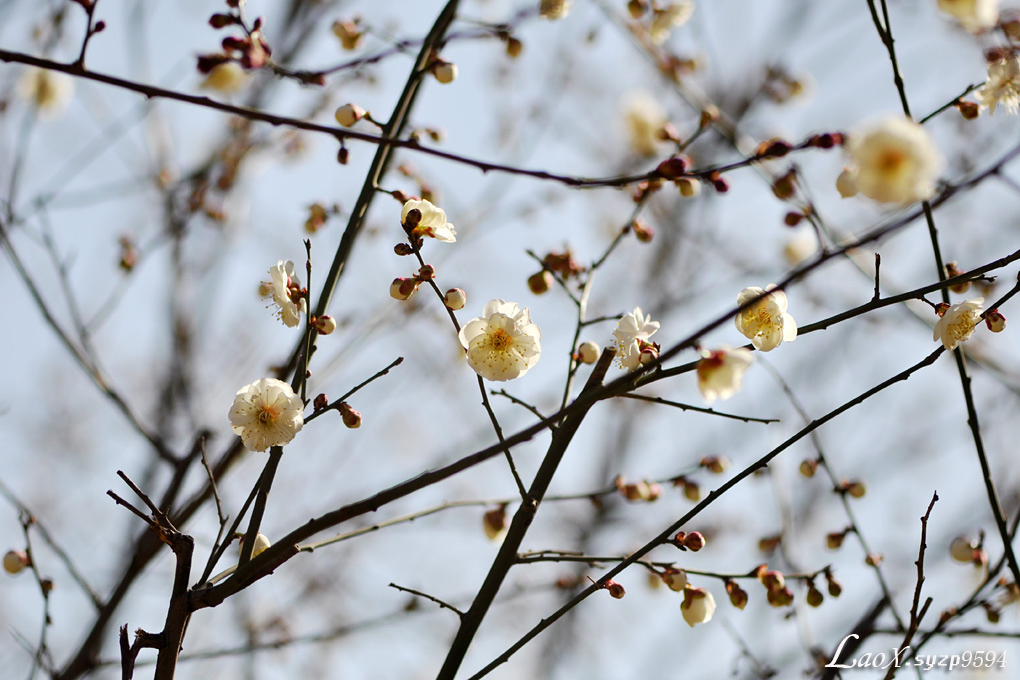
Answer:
[605,580,626,599]
[239,532,271,559]
[313,393,329,411]
[843,480,866,499]
[986,309,1006,333]
[656,155,690,179]
[313,315,337,335]
[3,549,29,575]
[984,602,1001,624]
[528,270,553,295]
[661,567,688,592]
[632,219,654,243]
[806,585,824,607]
[826,531,846,550]
[337,146,350,164]
[335,103,366,128]
[956,100,980,120]
[505,37,523,58]
[699,105,719,127]
[825,573,842,598]
[725,579,748,609]
[638,343,659,365]
[836,168,858,198]
[760,570,785,591]
[483,506,507,541]
[390,277,419,301]
[339,402,362,429]
[677,177,701,198]
[432,61,458,84]
[767,586,794,607]
[783,211,803,227]
[682,531,706,552]
[950,536,977,563]
[682,479,700,502]
[394,243,414,256]
[772,172,796,200]
[444,288,467,310]
[418,264,436,280]
[577,341,600,364]
[332,20,363,50]
[945,262,970,293]
[700,456,728,474]
[799,458,818,478]
[627,0,647,18]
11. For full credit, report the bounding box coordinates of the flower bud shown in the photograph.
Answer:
[3,549,29,575]
[772,172,796,200]
[682,531,706,552]
[335,103,366,128]
[681,586,717,627]
[505,37,523,58]
[760,570,785,591]
[806,584,824,607]
[683,479,700,502]
[432,61,458,84]
[865,553,883,566]
[700,456,729,474]
[606,580,626,599]
[661,567,688,592]
[767,586,794,607]
[483,506,507,541]
[313,393,329,411]
[984,602,1001,624]
[836,168,858,198]
[576,341,600,364]
[826,573,842,598]
[700,105,720,127]
[844,480,866,498]
[444,288,467,310]
[725,580,748,609]
[390,277,419,301]
[985,308,1006,332]
[627,0,647,18]
[632,219,654,243]
[638,342,660,365]
[826,530,846,550]
[950,536,977,563]
[945,262,970,293]
[314,315,337,335]
[956,100,980,120]
[527,270,554,295]
[337,146,350,164]
[799,458,818,477]
[677,177,701,198]
[339,402,362,429]
[394,242,414,256]
[332,20,363,50]
[783,211,803,227]
[655,155,690,179]
[238,532,271,559]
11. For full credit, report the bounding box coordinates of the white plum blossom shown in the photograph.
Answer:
[539,0,571,20]
[401,199,457,242]
[934,298,984,350]
[844,117,943,204]
[976,56,1020,115]
[18,68,73,118]
[239,532,271,558]
[697,346,754,405]
[263,260,307,327]
[681,586,717,627]
[613,307,660,370]
[937,0,998,32]
[623,91,668,157]
[734,285,797,352]
[229,378,305,452]
[650,2,695,44]
[458,299,541,381]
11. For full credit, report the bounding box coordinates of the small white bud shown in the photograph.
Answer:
[433,62,458,84]
[444,288,467,310]
[335,103,366,128]
[577,341,600,364]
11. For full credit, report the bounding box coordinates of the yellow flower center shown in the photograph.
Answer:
[490,328,513,352]
[877,148,907,175]
[258,403,281,424]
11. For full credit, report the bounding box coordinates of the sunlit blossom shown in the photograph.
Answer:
[18,68,73,118]
[539,0,571,20]
[734,285,796,352]
[623,92,667,157]
[201,62,248,94]
[844,117,943,204]
[650,2,695,44]
[697,346,754,404]
[933,298,984,350]
[976,56,1020,115]
[263,260,307,327]
[937,0,998,32]
[229,378,305,452]
[458,299,541,381]
[401,199,457,242]
[613,307,660,370]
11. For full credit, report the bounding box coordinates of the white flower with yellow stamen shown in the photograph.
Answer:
[934,298,984,350]
[458,299,541,381]
[229,378,304,451]
[976,56,1020,115]
[613,307,660,370]
[401,199,457,242]
[844,117,943,204]
[263,260,307,328]
[734,285,797,352]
